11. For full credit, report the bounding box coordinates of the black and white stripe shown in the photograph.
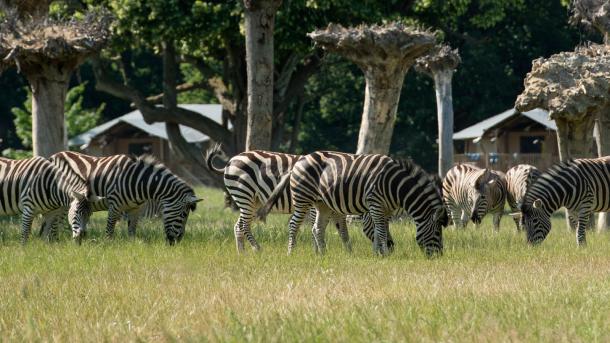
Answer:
[0,156,93,243]
[258,151,447,256]
[443,164,507,230]
[520,157,610,246]
[48,151,200,243]
[206,146,370,253]
[505,164,540,230]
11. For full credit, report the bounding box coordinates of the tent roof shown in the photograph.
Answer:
[453,108,554,141]
[69,104,223,147]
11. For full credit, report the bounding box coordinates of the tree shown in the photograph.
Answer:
[415,44,461,176]
[9,82,104,155]
[309,22,435,154]
[0,1,111,157]
[243,0,282,151]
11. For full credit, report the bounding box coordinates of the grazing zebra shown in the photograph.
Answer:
[257,151,447,256]
[0,156,93,244]
[47,151,201,243]
[519,157,610,246]
[443,164,507,230]
[505,164,540,230]
[205,146,379,253]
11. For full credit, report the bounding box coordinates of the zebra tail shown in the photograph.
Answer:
[204,143,226,175]
[257,172,291,222]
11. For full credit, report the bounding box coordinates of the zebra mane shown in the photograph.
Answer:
[521,159,577,211]
[48,155,89,191]
[394,158,442,197]
[134,154,193,191]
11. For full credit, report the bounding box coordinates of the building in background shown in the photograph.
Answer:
[70,104,224,184]
[453,108,559,171]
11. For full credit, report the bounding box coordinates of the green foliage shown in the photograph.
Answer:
[10,83,104,150]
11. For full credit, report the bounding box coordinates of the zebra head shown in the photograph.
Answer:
[469,169,495,224]
[67,191,95,244]
[161,192,202,244]
[520,199,552,245]
[415,205,448,257]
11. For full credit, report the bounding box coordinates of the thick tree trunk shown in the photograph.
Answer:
[356,68,406,155]
[556,117,595,230]
[243,0,281,151]
[28,75,69,157]
[433,69,454,176]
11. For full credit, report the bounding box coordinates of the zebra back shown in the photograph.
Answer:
[505,164,540,212]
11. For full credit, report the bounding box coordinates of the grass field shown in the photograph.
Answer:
[0,187,609,342]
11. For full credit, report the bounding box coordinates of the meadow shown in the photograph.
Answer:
[0,187,609,342]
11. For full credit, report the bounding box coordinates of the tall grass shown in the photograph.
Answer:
[0,187,608,342]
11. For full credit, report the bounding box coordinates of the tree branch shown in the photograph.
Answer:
[91,57,233,148]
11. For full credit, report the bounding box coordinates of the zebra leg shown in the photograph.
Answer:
[105,207,121,239]
[312,209,330,255]
[240,214,260,252]
[287,206,309,255]
[41,209,65,242]
[576,211,591,246]
[333,215,352,253]
[493,212,502,231]
[370,209,390,256]
[126,209,140,237]
[361,212,394,251]
[20,208,35,245]
[233,217,246,253]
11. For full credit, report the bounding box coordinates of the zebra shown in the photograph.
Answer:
[46,151,201,244]
[257,151,447,256]
[442,164,507,230]
[0,156,94,244]
[519,157,610,246]
[40,152,162,239]
[205,145,386,253]
[505,164,540,230]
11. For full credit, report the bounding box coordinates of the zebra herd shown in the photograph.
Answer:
[1,146,609,254]
[0,152,200,245]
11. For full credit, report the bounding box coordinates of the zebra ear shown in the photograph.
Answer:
[70,191,86,201]
[533,199,543,209]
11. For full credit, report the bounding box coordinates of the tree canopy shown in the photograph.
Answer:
[0,0,587,171]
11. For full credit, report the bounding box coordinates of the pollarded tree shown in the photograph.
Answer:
[309,22,435,155]
[0,1,111,157]
[415,44,461,176]
[515,43,610,231]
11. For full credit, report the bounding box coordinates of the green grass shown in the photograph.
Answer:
[0,187,609,342]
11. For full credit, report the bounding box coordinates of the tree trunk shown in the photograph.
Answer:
[555,117,595,230]
[595,117,610,232]
[433,69,454,176]
[162,41,222,187]
[28,75,69,157]
[356,68,406,155]
[243,0,281,151]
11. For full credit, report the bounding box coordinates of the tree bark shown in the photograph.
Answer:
[27,74,70,157]
[243,0,281,151]
[162,41,222,187]
[595,116,610,232]
[433,69,455,176]
[357,67,406,155]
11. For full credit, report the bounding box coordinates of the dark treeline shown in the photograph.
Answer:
[0,0,591,171]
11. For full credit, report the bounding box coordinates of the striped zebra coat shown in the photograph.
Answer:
[443,164,507,230]
[258,151,447,256]
[0,156,93,243]
[48,151,200,243]
[520,157,610,246]
[206,146,386,253]
[505,164,540,230]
